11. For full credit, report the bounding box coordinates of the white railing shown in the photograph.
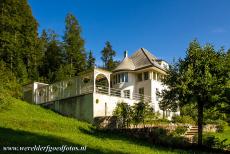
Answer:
[35,74,94,104]
[95,85,152,103]
[35,78,152,104]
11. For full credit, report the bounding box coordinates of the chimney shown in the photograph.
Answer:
[124,50,128,58]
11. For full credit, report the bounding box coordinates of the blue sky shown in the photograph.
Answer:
[28,0,230,65]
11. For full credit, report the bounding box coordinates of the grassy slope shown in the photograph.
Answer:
[208,126,230,144]
[0,98,216,154]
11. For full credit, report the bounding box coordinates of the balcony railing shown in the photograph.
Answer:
[96,85,152,103]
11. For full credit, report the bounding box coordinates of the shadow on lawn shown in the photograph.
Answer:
[0,127,126,154]
[79,126,230,154]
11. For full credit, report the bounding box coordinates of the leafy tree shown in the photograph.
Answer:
[87,50,95,70]
[161,40,229,145]
[158,90,178,119]
[101,41,116,70]
[131,101,152,127]
[64,13,86,76]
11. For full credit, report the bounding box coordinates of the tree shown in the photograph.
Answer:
[113,102,132,128]
[0,0,40,83]
[101,41,116,70]
[158,90,178,119]
[87,50,95,70]
[131,100,152,127]
[64,13,86,76]
[55,64,75,81]
[39,30,64,83]
[161,40,229,145]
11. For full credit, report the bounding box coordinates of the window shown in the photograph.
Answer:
[113,73,128,84]
[118,74,120,83]
[166,110,170,117]
[124,72,128,82]
[120,73,123,82]
[137,73,142,81]
[124,90,130,98]
[139,88,144,95]
[144,72,149,80]
[153,72,156,80]
[156,88,159,101]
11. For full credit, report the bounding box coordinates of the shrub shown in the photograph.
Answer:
[113,102,132,128]
[203,134,230,150]
[172,126,188,136]
[204,119,228,132]
[172,115,195,124]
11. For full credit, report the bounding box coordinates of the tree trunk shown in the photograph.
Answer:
[197,101,203,146]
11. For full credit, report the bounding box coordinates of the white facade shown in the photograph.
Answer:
[23,48,179,122]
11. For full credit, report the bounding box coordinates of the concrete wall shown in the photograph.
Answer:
[44,94,94,123]
[93,93,137,118]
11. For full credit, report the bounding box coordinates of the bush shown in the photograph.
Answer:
[113,102,132,128]
[172,115,195,124]
[172,126,188,136]
[203,134,230,150]
[204,119,228,132]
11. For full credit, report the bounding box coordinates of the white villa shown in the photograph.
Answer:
[23,48,179,123]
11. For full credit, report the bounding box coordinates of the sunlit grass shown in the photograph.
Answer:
[0,98,218,154]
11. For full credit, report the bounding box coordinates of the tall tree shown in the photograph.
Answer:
[87,50,95,70]
[39,30,63,83]
[101,41,116,70]
[0,0,40,83]
[64,13,86,76]
[160,40,229,146]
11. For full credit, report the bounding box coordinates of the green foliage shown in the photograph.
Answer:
[0,61,21,109]
[172,115,196,124]
[113,102,132,128]
[161,39,230,145]
[131,101,153,126]
[64,13,86,75]
[172,126,188,136]
[87,50,95,70]
[55,64,75,81]
[0,98,195,154]
[37,29,64,83]
[101,41,117,70]
[0,0,40,82]
[203,134,230,150]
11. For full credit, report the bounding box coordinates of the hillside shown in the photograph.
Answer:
[0,98,216,154]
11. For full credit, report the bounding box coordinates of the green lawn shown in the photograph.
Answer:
[0,98,224,154]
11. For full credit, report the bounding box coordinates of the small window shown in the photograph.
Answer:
[144,72,149,80]
[166,110,170,117]
[121,73,124,82]
[153,72,156,80]
[156,88,159,101]
[139,88,144,95]
[118,74,120,83]
[124,90,130,98]
[124,73,128,82]
[137,73,142,81]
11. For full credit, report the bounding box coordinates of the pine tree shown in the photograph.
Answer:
[101,41,116,70]
[64,13,86,76]
[87,50,95,70]
[0,0,40,83]
[39,30,63,83]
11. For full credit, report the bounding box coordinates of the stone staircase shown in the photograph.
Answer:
[184,126,198,143]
